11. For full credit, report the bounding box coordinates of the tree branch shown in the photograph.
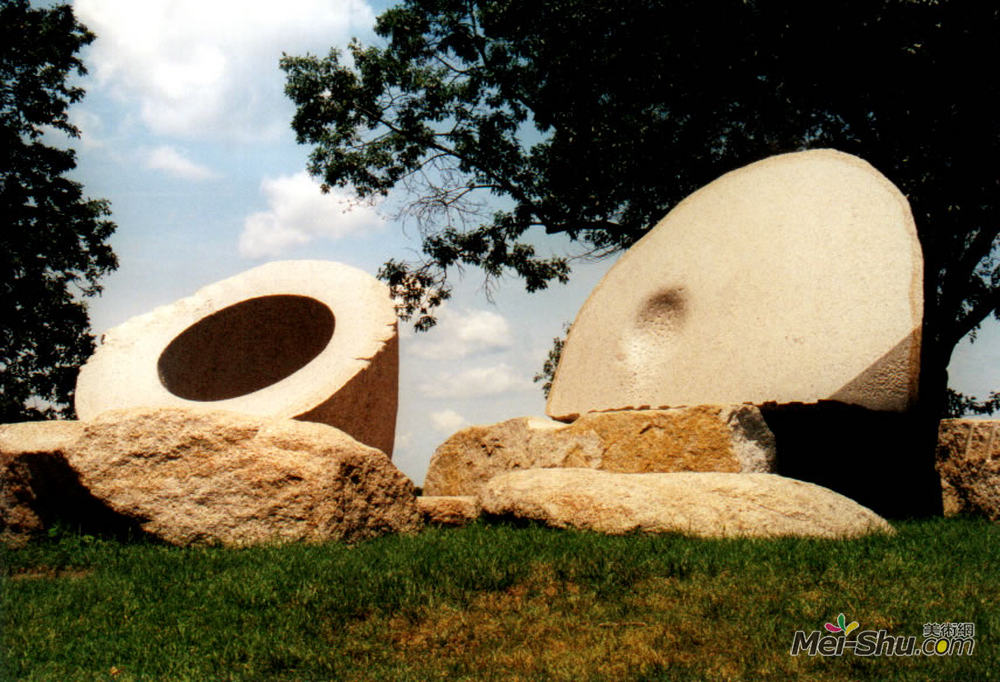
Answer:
[948,284,1000,349]
[944,225,1000,297]
[354,99,548,230]
[544,219,623,235]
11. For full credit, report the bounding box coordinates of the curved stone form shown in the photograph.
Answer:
[547,149,923,420]
[75,261,398,455]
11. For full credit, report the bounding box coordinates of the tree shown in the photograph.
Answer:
[281,0,1000,420]
[1,0,117,421]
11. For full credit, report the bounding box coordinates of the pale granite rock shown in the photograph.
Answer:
[75,260,399,455]
[480,469,894,538]
[423,406,774,497]
[64,408,421,546]
[548,149,922,420]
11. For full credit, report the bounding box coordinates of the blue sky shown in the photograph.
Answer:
[53,0,998,485]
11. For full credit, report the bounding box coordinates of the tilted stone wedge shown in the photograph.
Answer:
[75,260,398,455]
[547,149,923,420]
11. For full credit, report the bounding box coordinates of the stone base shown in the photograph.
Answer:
[423,405,775,498]
[417,496,480,526]
[480,469,894,538]
[1,421,146,546]
[936,419,1000,520]
[2,409,421,546]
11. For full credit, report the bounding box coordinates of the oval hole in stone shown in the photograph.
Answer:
[158,295,335,402]
[636,287,687,336]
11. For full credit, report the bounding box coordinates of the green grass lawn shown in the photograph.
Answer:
[2,518,997,680]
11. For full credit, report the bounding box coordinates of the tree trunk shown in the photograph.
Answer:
[909,336,949,517]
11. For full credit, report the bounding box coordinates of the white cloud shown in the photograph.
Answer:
[395,431,414,450]
[39,107,105,150]
[239,171,384,257]
[74,0,376,139]
[68,107,105,148]
[429,409,469,434]
[409,307,514,359]
[146,145,218,180]
[421,363,532,398]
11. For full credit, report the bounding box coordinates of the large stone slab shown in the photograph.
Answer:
[547,149,922,420]
[63,408,422,546]
[1,421,88,545]
[480,469,893,538]
[936,419,1000,520]
[423,406,775,497]
[75,260,399,455]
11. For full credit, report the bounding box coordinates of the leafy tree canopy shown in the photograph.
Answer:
[283,0,999,414]
[1,0,117,420]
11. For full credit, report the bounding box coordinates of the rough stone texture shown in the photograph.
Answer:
[417,496,480,526]
[480,469,894,538]
[423,406,775,498]
[63,408,422,546]
[75,260,399,456]
[548,149,923,420]
[1,421,86,545]
[936,419,1000,520]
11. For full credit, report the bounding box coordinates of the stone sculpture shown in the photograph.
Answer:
[547,149,923,421]
[75,261,398,455]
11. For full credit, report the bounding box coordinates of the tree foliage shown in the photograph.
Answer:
[1,0,117,421]
[283,0,1000,414]
[532,322,569,399]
